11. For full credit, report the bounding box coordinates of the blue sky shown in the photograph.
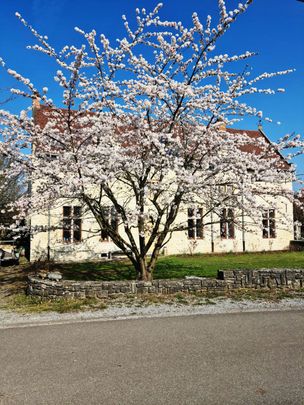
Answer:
[0,0,303,145]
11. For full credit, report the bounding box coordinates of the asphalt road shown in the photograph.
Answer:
[0,310,303,405]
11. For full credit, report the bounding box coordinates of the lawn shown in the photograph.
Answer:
[53,251,304,281]
[1,251,303,313]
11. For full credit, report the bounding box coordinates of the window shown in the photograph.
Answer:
[218,184,234,195]
[63,206,82,243]
[101,207,119,241]
[187,208,203,239]
[262,209,276,239]
[220,208,235,239]
[46,153,58,161]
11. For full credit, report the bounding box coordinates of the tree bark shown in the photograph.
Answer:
[136,257,152,282]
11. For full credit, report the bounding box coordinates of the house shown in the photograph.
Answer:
[29,103,294,262]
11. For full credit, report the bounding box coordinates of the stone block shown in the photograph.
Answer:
[96,291,108,298]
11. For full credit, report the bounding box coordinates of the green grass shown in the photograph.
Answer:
[50,251,304,281]
[0,294,107,313]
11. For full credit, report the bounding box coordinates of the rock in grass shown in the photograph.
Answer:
[185,276,204,280]
[47,272,62,281]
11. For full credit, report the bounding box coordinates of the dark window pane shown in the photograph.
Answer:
[74,206,81,217]
[62,218,72,243]
[63,229,71,243]
[111,216,119,233]
[63,206,71,217]
[220,209,227,238]
[196,208,203,238]
[227,209,234,238]
[188,208,195,238]
[188,208,194,217]
[110,207,119,232]
[73,230,81,242]
[188,223,195,238]
[220,224,226,238]
[63,216,71,243]
[269,209,276,238]
[101,207,110,241]
[101,229,109,241]
[228,221,235,239]
[269,219,276,238]
[63,218,71,228]
[73,218,82,242]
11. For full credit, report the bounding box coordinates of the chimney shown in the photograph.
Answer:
[32,96,41,111]
[258,119,263,131]
[217,118,226,131]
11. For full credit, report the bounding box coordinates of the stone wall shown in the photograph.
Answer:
[218,269,304,289]
[27,269,304,299]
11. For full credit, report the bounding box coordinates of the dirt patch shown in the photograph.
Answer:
[0,261,33,297]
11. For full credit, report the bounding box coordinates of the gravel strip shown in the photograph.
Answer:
[1,298,304,329]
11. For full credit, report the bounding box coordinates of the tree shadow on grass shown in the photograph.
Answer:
[54,258,220,281]
[55,260,217,281]
[0,260,138,297]
[55,260,137,281]
[0,262,33,296]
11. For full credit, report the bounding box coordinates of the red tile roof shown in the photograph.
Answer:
[33,104,290,170]
[226,128,290,170]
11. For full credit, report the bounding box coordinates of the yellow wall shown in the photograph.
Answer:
[30,182,294,262]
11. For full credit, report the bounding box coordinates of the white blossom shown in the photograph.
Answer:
[0,0,299,280]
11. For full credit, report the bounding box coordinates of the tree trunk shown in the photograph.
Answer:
[136,257,152,282]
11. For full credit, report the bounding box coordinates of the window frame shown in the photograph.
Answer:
[62,206,82,244]
[187,207,204,240]
[100,206,119,242]
[220,208,235,239]
[262,209,276,239]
